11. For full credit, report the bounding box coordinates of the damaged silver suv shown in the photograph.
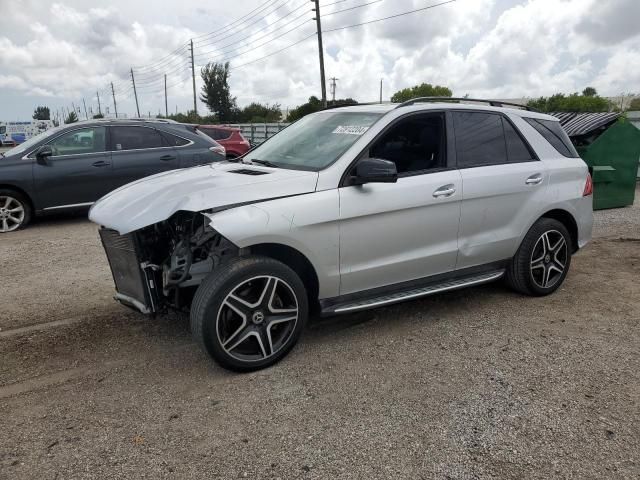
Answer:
[90,98,593,371]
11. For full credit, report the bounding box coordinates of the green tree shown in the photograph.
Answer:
[527,91,611,112]
[200,61,237,121]
[582,87,597,97]
[390,83,452,103]
[32,106,50,120]
[237,102,282,123]
[629,97,640,111]
[65,111,78,124]
[287,96,358,122]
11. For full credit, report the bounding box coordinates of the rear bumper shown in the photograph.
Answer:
[575,195,593,249]
[99,228,159,314]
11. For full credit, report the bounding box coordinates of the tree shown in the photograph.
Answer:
[93,113,104,119]
[629,97,640,111]
[582,87,597,97]
[237,102,282,123]
[65,111,78,124]
[390,83,452,103]
[33,106,50,120]
[200,61,237,121]
[287,96,358,122]
[526,91,611,112]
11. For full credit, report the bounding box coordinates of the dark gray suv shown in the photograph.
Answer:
[0,119,225,232]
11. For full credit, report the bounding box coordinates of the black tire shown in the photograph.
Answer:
[506,218,573,296]
[0,189,32,233]
[191,255,308,372]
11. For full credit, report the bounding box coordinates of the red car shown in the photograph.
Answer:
[199,126,251,159]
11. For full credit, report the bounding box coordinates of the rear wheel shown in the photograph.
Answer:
[506,218,572,296]
[0,189,32,232]
[191,256,308,372]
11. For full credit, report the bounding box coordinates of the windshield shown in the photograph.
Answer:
[247,111,382,171]
[4,124,65,156]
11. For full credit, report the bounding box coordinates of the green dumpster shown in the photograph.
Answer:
[552,112,640,210]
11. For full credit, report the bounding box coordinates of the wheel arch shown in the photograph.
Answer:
[0,184,35,212]
[248,243,320,312]
[539,208,579,252]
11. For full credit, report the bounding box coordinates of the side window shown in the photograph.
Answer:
[453,112,507,167]
[164,133,190,146]
[110,126,166,151]
[49,127,106,156]
[502,118,535,163]
[524,118,579,158]
[368,113,446,175]
[201,128,231,141]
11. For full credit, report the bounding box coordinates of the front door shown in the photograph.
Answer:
[108,125,179,188]
[338,112,462,295]
[33,126,112,210]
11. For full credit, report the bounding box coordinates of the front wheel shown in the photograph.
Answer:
[506,218,572,296]
[190,256,308,372]
[0,189,32,233]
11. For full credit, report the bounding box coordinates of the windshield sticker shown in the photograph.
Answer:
[332,125,370,135]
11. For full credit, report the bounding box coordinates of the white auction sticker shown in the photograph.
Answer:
[332,125,370,135]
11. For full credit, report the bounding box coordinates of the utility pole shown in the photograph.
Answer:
[82,98,88,119]
[329,77,338,102]
[96,91,102,116]
[379,78,383,103]
[190,39,198,117]
[311,0,327,109]
[111,82,118,118]
[130,68,141,117]
[164,74,168,117]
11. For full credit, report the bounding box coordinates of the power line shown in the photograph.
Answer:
[323,0,457,33]
[321,0,383,17]
[192,0,278,41]
[230,32,316,71]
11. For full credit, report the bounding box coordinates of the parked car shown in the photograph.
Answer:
[199,125,251,158]
[90,98,593,372]
[0,119,225,232]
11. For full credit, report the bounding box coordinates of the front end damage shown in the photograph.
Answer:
[99,211,238,314]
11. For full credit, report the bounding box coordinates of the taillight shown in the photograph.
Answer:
[583,173,593,196]
[209,145,225,156]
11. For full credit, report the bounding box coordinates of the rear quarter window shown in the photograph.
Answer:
[524,118,579,158]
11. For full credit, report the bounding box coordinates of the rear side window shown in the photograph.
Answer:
[453,112,507,167]
[201,128,232,141]
[524,118,579,158]
[163,133,190,146]
[110,126,167,151]
[503,118,535,163]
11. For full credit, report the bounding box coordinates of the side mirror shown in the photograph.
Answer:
[35,145,53,164]
[353,158,398,185]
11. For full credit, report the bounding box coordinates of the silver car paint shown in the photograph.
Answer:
[91,103,592,300]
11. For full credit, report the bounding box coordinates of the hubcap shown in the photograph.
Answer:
[0,196,25,233]
[216,275,299,362]
[530,230,568,289]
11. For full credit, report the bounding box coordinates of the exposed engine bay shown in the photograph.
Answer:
[99,211,239,314]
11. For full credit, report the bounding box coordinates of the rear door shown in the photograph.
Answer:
[453,111,548,269]
[32,126,112,209]
[108,125,179,187]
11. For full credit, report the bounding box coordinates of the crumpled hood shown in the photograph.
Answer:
[89,162,319,234]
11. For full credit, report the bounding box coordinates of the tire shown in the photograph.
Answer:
[190,255,308,372]
[0,189,32,233]
[506,218,572,296]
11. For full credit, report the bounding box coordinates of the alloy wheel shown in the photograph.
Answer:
[0,195,25,232]
[216,275,299,362]
[530,230,568,289]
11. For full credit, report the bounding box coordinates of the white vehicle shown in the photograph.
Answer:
[90,97,593,372]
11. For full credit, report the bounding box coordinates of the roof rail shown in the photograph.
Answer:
[395,97,538,112]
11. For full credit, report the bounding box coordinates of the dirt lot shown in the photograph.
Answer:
[1,190,639,480]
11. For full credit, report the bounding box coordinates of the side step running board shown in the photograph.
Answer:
[325,271,505,314]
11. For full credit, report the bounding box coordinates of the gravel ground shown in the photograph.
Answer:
[0,188,638,479]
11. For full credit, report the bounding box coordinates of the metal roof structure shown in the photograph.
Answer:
[550,112,621,137]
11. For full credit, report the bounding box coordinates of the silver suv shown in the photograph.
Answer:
[90,98,593,372]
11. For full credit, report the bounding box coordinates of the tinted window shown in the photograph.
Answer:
[524,118,579,158]
[201,128,232,141]
[502,118,535,163]
[111,126,166,151]
[453,112,507,167]
[49,127,106,156]
[369,113,445,174]
[164,133,190,146]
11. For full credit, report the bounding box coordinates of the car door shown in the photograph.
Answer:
[108,125,179,188]
[338,112,462,295]
[32,126,112,210]
[452,111,549,270]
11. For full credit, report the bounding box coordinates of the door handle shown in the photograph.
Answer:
[160,155,176,161]
[433,184,456,198]
[92,160,110,167]
[526,174,543,185]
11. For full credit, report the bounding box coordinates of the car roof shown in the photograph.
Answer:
[322,101,558,121]
[199,125,240,131]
